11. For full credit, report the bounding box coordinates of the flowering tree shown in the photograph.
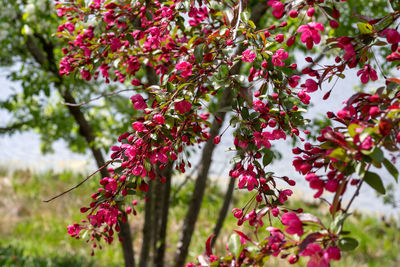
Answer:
[54,0,399,266]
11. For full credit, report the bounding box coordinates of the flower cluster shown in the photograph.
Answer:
[55,0,400,266]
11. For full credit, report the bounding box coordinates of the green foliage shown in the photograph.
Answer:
[0,0,136,154]
[0,244,94,267]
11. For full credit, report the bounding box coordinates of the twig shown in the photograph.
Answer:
[42,161,112,202]
[171,165,199,201]
[61,88,136,107]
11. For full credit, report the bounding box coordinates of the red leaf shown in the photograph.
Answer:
[205,234,215,256]
[233,230,251,242]
[298,232,323,253]
[386,77,400,84]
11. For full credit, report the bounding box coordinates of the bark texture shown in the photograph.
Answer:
[211,176,236,248]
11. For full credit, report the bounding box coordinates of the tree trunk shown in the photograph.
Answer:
[139,182,154,267]
[154,164,173,267]
[152,179,163,257]
[173,3,269,265]
[211,176,236,248]
[119,221,136,267]
[173,87,232,267]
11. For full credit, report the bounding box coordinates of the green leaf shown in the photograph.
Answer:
[218,64,229,79]
[194,44,205,63]
[330,213,351,232]
[262,150,274,166]
[383,158,398,182]
[348,123,361,138]
[229,155,242,164]
[228,234,244,259]
[338,237,359,251]
[241,107,250,120]
[357,22,373,34]
[248,19,256,29]
[369,147,384,163]
[364,171,386,194]
[389,0,400,11]
[329,147,347,161]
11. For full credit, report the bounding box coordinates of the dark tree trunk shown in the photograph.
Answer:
[173,3,269,265]
[139,182,154,267]
[211,176,236,248]
[119,221,136,267]
[154,164,173,267]
[153,179,163,254]
[173,87,232,267]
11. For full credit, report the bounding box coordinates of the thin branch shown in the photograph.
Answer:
[42,161,112,203]
[344,163,372,213]
[62,88,137,107]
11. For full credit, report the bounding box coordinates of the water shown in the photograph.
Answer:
[1,59,399,217]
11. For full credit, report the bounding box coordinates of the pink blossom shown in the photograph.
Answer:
[275,34,284,43]
[188,6,208,26]
[238,175,258,191]
[386,52,400,61]
[246,176,258,191]
[242,49,256,63]
[271,208,279,217]
[130,94,147,110]
[272,48,289,66]
[298,90,311,104]
[268,0,285,19]
[213,136,221,144]
[357,65,378,84]
[289,10,298,18]
[278,189,293,203]
[307,7,315,17]
[153,113,165,125]
[286,35,296,46]
[150,152,168,164]
[99,64,110,78]
[369,106,380,117]
[80,69,91,81]
[330,20,339,29]
[359,135,372,150]
[265,227,286,255]
[176,61,193,77]
[307,174,325,198]
[337,37,356,65]
[327,246,341,261]
[175,100,192,114]
[67,223,81,237]
[110,37,123,51]
[303,79,318,93]
[300,243,330,267]
[381,29,400,44]
[297,23,324,50]
[232,208,243,219]
[281,212,303,236]
[132,121,145,132]
[325,180,338,192]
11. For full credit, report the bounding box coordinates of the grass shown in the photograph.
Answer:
[0,167,399,266]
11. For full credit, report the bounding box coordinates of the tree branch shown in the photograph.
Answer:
[62,88,136,107]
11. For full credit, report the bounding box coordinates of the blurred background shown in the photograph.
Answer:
[0,0,399,266]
